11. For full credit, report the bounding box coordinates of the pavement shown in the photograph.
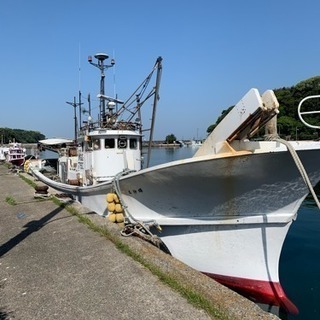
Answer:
[0,163,279,320]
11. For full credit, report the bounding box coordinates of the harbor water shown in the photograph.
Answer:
[146,146,320,320]
[279,197,320,320]
[42,146,320,319]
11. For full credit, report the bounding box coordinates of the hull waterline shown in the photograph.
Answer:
[206,273,299,314]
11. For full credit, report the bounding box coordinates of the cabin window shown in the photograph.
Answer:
[129,138,138,149]
[118,137,127,149]
[105,138,115,149]
[93,139,101,150]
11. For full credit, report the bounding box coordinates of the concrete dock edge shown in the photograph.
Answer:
[0,165,280,319]
[79,203,280,320]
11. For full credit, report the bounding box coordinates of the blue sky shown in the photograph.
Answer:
[1,0,320,141]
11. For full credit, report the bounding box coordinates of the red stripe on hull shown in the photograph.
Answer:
[204,272,298,315]
[9,158,25,166]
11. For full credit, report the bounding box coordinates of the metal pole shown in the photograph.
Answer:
[88,93,91,116]
[66,97,78,142]
[147,57,163,168]
[100,61,106,120]
[79,91,82,128]
[73,96,77,142]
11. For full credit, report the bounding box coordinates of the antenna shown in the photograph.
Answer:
[78,43,81,91]
[113,49,116,97]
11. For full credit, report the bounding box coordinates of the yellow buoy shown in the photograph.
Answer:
[116,213,124,223]
[113,193,120,203]
[106,193,115,203]
[24,159,30,172]
[107,202,116,212]
[115,203,123,213]
[108,213,116,223]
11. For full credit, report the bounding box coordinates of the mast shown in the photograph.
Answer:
[146,57,163,168]
[78,90,83,129]
[88,93,91,116]
[66,97,78,142]
[88,53,115,127]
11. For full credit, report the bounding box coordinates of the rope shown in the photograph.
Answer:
[273,138,320,209]
[111,169,163,245]
[120,223,163,248]
[111,169,139,223]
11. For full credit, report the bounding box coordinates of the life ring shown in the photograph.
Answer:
[118,139,127,148]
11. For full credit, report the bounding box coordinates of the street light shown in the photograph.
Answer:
[88,53,115,126]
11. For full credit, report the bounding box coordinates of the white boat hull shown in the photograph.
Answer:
[33,141,320,314]
[154,220,296,310]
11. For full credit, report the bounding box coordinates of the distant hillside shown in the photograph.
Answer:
[0,128,45,144]
[207,76,320,140]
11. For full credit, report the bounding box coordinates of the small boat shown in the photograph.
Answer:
[32,53,320,315]
[3,142,26,166]
[0,146,9,162]
[190,139,202,147]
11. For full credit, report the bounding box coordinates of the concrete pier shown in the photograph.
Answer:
[0,164,279,320]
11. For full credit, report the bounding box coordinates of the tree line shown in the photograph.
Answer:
[0,128,45,144]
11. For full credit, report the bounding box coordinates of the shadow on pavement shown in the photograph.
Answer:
[0,206,65,258]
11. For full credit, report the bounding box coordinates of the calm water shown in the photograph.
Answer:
[146,146,320,320]
[279,197,320,320]
[144,146,198,167]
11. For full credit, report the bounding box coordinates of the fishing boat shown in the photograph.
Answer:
[24,138,73,174]
[2,142,26,166]
[31,53,320,315]
[190,139,202,147]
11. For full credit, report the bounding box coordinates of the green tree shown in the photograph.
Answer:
[0,127,45,144]
[206,76,320,139]
[165,133,176,144]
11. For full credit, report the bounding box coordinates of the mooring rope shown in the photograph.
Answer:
[273,138,320,209]
[111,169,137,222]
[111,169,162,247]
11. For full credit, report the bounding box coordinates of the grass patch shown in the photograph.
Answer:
[19,173,37,188]
[5,196,17,206]
[51,197,227,319]
[18,178,228,319]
